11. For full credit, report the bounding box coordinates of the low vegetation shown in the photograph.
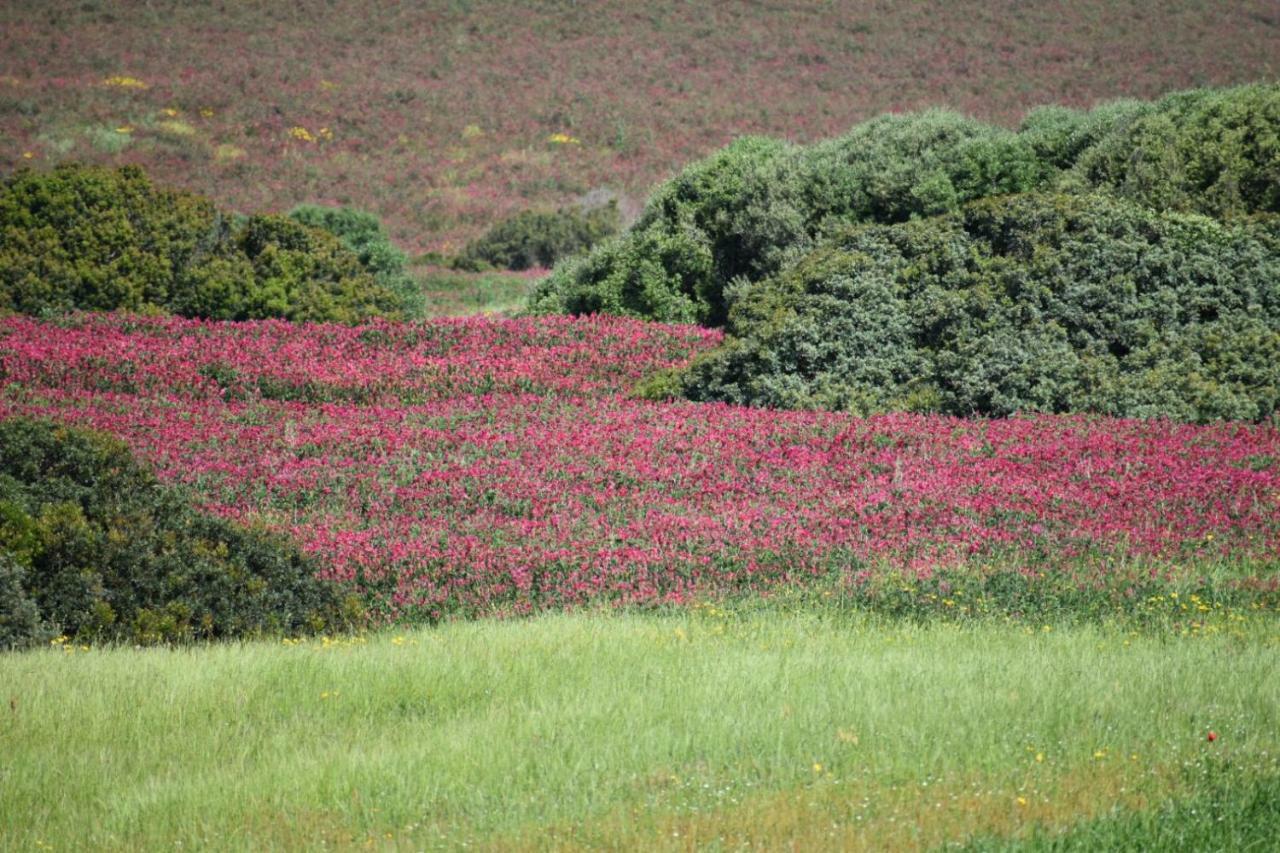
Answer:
[413,267,542,316]
[3,313,1277,624]
[2,612,1276,849]
[3,0,1276,250]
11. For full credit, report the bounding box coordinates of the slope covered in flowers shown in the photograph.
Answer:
[2,313,1277,621]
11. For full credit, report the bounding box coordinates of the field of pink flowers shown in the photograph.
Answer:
[2,313,1277,622]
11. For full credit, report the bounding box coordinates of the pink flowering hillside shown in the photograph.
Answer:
[2,313,1277,622]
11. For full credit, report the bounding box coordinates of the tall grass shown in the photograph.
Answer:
[414,267,541,316]
[2,610,1277,849]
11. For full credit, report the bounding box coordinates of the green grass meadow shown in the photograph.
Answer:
[413,268,541,317]
[3,610,1277,850]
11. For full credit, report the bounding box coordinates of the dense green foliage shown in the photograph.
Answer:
[1062,84,1280,218]
[0,417,356,647]
[456,202,619,272]
[531,84,1280,327]
[659,193,1280,421]
[0,553,48,650]
[0,164,405,322]
[288,203,423,316]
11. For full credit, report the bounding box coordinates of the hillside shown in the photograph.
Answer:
[2,0,1277,252]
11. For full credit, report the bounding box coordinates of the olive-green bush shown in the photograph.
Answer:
[662,193,1280,422]
[0,417,359,647]
[0,164,405,322]
[531,84,1280,327]
[186,213,404,323]
[1065,84,1280,218]
[288,203,423,317]
[456,202,619,272]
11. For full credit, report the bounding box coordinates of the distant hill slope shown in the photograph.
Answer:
[1,0,1276,251]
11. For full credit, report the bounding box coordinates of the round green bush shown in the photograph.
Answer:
[288,203,423,317]
[456,203,619,273]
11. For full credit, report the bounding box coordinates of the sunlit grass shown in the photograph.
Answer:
[2,610,1277,850]
[414,267,541,317]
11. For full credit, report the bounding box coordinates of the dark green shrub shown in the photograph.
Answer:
[530,116,1046,325]
[532,84,1280,328]
[671,193,1280,422]
[0,553,49,650]
[456,202,619,272]
[0,417,359,645]
[288,203,422,316]
[529,135,796,324]
[0,164,406,322]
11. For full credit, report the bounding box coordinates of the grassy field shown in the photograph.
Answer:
[2,609,1278,850]
[412,267,543,317]
[2,0,1277,251]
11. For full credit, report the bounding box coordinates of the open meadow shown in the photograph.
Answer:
[3,614,1279,850]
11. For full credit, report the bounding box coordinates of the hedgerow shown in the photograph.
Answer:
[661,193,1280,421]
[0,417,359,648]
[0,164,405,322]
[531,84,1280,327]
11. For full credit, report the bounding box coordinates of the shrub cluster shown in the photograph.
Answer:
[658,193,1280,421]
[0,417,358,649]
[456,202,619,272]
[531,84,1280,326]
[0,164,406,322]
[288,203,423,317]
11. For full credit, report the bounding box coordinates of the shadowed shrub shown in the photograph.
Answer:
[0,417,360,646]
[456,202,619,272]
[664,193,1280,422]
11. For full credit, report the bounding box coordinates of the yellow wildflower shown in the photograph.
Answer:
[102,75,148,89]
